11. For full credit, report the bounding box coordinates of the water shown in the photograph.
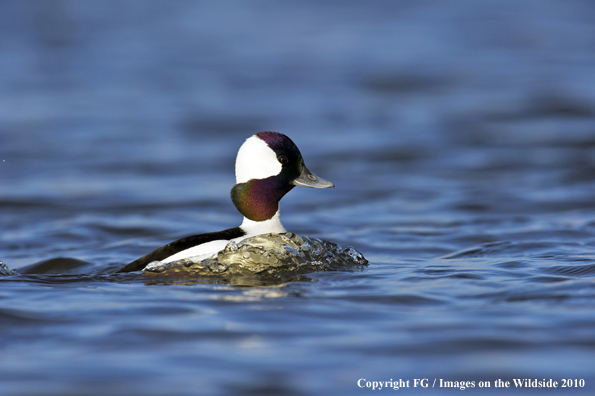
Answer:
[2,1,595,395]
[141,233,368,285]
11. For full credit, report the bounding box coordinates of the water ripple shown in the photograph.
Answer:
[142,233,368,285]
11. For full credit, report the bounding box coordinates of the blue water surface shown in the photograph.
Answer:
[2,1,595,395]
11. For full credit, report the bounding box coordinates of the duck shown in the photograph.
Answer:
[116,131,334,273]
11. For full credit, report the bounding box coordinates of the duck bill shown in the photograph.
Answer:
[292,165,335,188]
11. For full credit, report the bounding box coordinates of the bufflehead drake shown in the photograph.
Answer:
[117,131,334,273]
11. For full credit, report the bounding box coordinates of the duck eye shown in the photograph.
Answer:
[278,155,289,164]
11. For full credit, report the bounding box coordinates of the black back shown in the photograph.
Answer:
[116,226,246,273]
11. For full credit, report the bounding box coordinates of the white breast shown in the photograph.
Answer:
[240,210,286,235]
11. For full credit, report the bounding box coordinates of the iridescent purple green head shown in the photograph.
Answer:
[230,131,334,222]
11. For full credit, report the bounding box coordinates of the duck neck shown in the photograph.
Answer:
[240,210,287,236]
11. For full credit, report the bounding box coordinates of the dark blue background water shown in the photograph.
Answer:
[2,1,595,395]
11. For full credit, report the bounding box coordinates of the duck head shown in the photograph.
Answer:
[231,131,334,222]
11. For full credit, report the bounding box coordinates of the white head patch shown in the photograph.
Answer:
[235,135,282,184]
